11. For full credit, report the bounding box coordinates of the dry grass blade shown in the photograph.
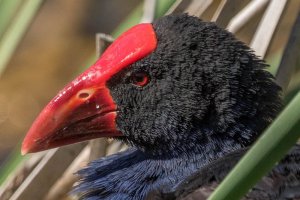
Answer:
[89,139,109,161]
[166,0,185,15]
[141,0,157,23]
[227,0,269,33]
[9,143,86,200]
[44,146,91,200]
[0,152,45,200]
[211,0,243,28]
[95,33,114,58]
[106,141,124,156]
[275,11,300,93]
[167,0,213,17]
[184,0,213,17]
[250,0,287,58]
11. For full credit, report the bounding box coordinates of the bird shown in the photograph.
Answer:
[21,14,300,199]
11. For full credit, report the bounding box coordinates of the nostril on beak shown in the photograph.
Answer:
[77,90,93,100]
[78,92,90,99]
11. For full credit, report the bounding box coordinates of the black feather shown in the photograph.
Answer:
[73,14,295,200]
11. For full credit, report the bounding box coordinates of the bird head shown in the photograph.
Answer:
[22,14,281,156]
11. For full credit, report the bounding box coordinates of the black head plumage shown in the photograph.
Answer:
[107,14,282,156]
[75,14,283,200]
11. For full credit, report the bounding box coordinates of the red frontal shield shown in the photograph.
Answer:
[22,23,157,154]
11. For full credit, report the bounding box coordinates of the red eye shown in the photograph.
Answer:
[130,72,149,87]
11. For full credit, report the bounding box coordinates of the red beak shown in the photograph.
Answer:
[21,24,157,154]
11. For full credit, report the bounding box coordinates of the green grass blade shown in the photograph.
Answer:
[0,144,27,184]
[208,91,300,200]
[0,0,22,37]
[0,0,43,76]
[154,0,176,19]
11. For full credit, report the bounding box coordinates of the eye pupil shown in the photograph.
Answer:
[131,72,149,87]
[135,75,144,82]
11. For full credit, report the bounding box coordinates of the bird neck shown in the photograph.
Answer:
[138,123,248,160]
[76,114,265,199]
[75,146,232,199]
[76,124,249,200]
